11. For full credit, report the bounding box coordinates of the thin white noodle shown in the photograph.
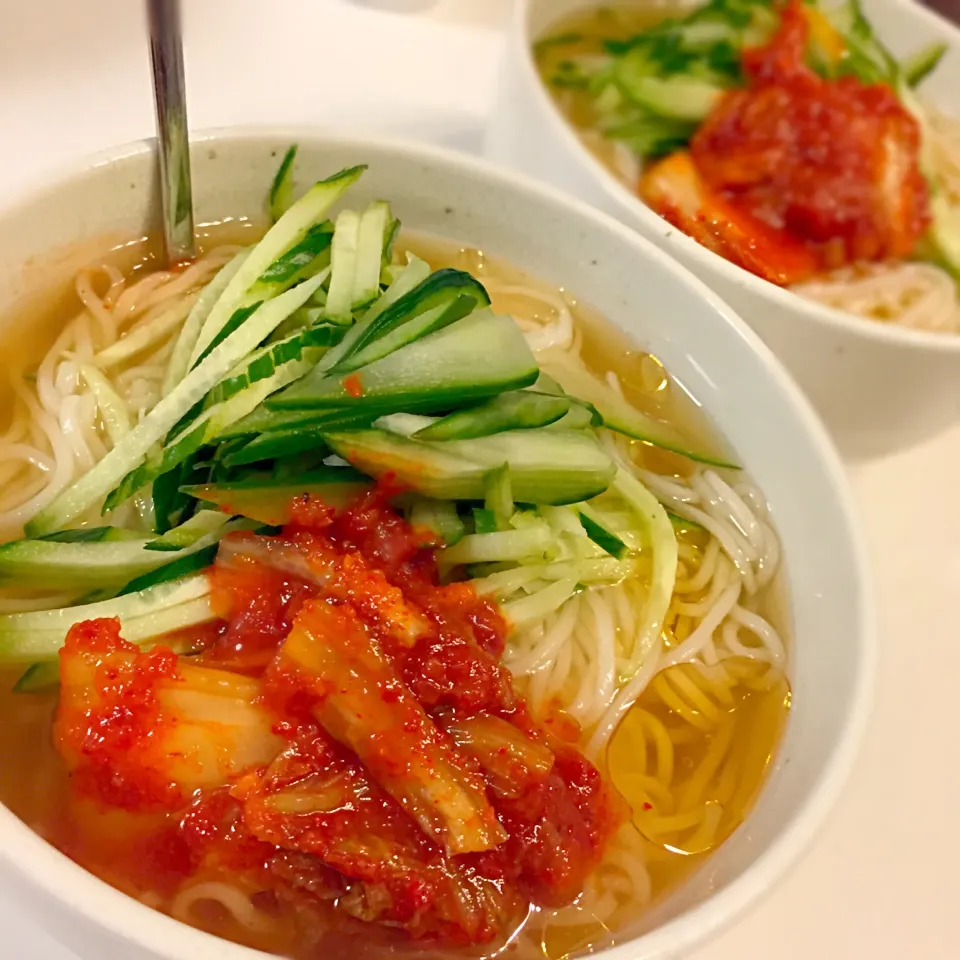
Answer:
[660,584,741,671]
[586,638,663,758]
[170,882,275,934]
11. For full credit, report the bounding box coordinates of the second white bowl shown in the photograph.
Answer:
[485,0,960,459]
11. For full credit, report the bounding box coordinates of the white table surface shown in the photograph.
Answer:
[3,1,957,958]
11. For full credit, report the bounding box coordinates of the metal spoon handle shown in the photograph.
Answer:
[147,0,196,264]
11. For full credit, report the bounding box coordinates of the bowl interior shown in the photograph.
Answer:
[0,132,872,960]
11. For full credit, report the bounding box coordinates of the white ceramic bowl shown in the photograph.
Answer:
[486,0,960,460]
[0,131,873,960]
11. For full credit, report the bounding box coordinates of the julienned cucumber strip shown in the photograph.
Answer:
[195,241,331,370]
[269,145,298,222]
[335,296,479,376]
[331,269,491,374]
[484,464,513,530]
[162,250,251,395]
[0,574,214,664]
[324,209,361,324]
[472,508,498,535]
[222,427,336,467]
[104,337,331,511]
[145,510,231,550]
[271,311,539,412]
[383,219,401,270]
[312,256,433,375]
[254,222,334,289]
[193,302,262,367]
[614,70,725,122]
[544,357,738,468]
[546,402,597,432]
[364,257,433,325]
[220,404,374,442]
[409,498,465,546]
[188,164,366,367]
[353,202,393,311]
[501,578,580,628]
[901,42,946,88]
[577,503,630,559]
[375,412,434,437]
[322,429,486,500]
[0,516,234,588]
[12,661,61,693]
[183,469,370,525]
[35,526,143,544]
[27,272,329,536]
[325,202,394,325]
[105,271,329,510]
[415,390,571,441]
[118,545,218,595]
[206,316,340,407]
[324,426,615,505]
[440,521,554,565]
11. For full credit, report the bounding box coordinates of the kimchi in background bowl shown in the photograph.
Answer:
[0,130,873,960]
[485,0,960,460]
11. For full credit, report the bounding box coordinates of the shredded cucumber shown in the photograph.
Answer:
[415,390,570,442]
[409,499,465,546]
[273,311,540,413]
[188,165,365,367]
[0,574,214,663]
[901,41,947,88]
[331,269,490,375]
[353,202,394,310]
[269,145,298,222]
[205,305,338,407]
[484,465,513,531]
[162,250,251,395]
[0,515,235,588]
[612,467,677,675]
[501,578,579,628]
[325,209,361,324]
[577,503,630,559]
[440,522,554,565]
[541,350,737,468]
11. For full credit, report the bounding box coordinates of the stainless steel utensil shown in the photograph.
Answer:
[147,0,196,264]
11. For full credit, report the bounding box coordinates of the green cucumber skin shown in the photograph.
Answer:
[331,269,491,374]
[269,145,299,222]
[0,535,216,589]
[12,661,61,693]
[415,391,571,442]
[0,575,213,664]
[270,312,539,412]
[333,296,478,376]
[578,507,630,560]
[324,427,615,506]
[183,473,370,523]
